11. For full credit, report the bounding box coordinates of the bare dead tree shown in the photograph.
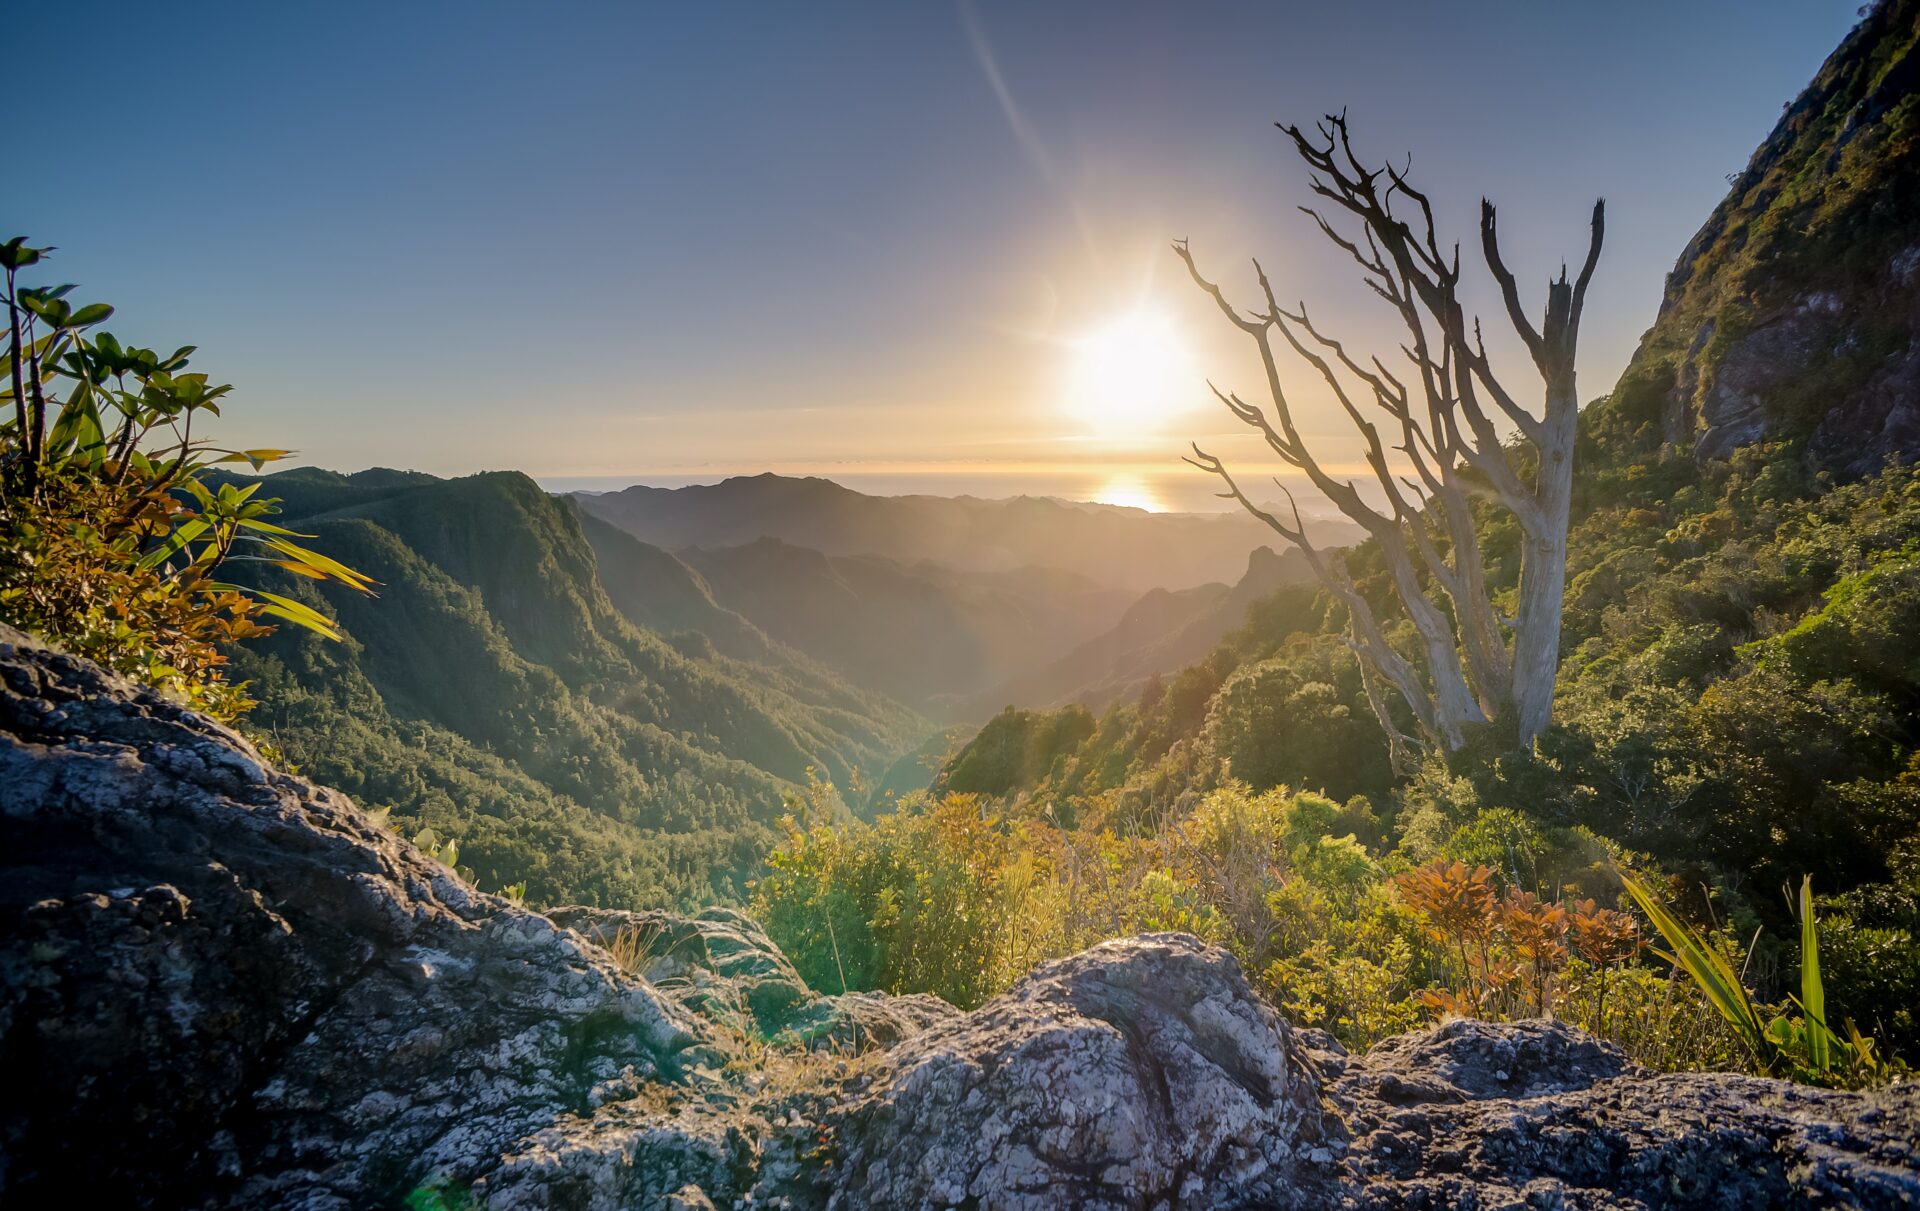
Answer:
[1178,113,1603,764]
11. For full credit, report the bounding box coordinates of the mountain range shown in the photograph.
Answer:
[221,464,1329,903]
[574,473,1354,593]
[950,543,1310,717]
[226,468,927,906]
[672,538,1133,712]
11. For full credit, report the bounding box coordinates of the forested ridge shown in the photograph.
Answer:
[224,467,928,907]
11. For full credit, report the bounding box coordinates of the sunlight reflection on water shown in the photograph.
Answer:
[1089,476,1168,512]
[543,467,1257,513]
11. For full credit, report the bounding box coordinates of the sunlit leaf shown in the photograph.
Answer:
[1617,866,1773,1067]
[223,586,343,640]
[1799,876,1829,1073]
[134,519,210,570]
[259,535,378,591]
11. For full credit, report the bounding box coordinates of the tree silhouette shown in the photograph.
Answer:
[1179,113,1603,763]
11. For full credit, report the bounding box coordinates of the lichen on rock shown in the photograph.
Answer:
[827,934,1328,1210]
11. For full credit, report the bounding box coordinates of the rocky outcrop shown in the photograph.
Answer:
[827,935,1329,1210]
[1330,1018,1920,1209]
[3,625,1918,1209]
[0,625,714,1207]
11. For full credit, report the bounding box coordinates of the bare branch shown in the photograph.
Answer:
[1480,199,1546,363]
[1173,240,1269,335]
[1567,199,1606,341]
[1190,444,1444,749]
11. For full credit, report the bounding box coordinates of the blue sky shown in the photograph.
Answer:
[6,1,1864,508]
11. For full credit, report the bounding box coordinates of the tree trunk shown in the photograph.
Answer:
[1179,113,1602,761]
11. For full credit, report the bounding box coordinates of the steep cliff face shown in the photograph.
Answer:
[4,627,1918,1208]
[1604,0,1920,472]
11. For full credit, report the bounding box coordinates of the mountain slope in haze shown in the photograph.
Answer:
[578,508,790,666]
[675,538,1135,714]
[226,468,927,906]
[1603,0,1920,471]
[576,473,1357,593]
[959,544,1312,717]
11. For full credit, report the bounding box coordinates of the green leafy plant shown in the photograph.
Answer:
[1619,867,1883,1084]
[1,236,372,720]
[1797,875,1829,1073]
[1617,867,1773,1064]
[411,827,472,882]
[403,1175,475,1211]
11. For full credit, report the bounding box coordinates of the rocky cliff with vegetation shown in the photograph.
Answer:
[4,627,1917,1209]
[1604,0,1920,469]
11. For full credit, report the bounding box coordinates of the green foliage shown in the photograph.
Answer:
[1797,875,1830,1073]
[1619,867,1886,1086]
[940,704,1095,797]
[756,778,1765,1068]
[754,787,1050,1007]
[1554,457,1920,911]
[1617,866,1777,1067]
[1207,650,1389,799]
[411,827,468,880]
[1551,959,1744,1073]
[403,1176,475,1211]
[932,596,1391,837]
[225,467,927,908]
[0,237,370,722]
[1440,807,1551,888]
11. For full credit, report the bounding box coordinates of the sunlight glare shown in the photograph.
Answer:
[1090,476,1167,513]
[1067,308,1198,435]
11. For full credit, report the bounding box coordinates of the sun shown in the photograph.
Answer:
[1066,307,1198,434]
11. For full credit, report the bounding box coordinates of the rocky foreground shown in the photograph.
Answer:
[3,626,1917,1210]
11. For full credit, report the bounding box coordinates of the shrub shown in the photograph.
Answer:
[1,236,370,721]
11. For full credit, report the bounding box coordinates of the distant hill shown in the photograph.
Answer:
[224,468,928,907]
[956,545,1312,718]
[577,509,791,667]
[675,538,1134,714]
[1602,0,1920,472]
[575,473,1356,593]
